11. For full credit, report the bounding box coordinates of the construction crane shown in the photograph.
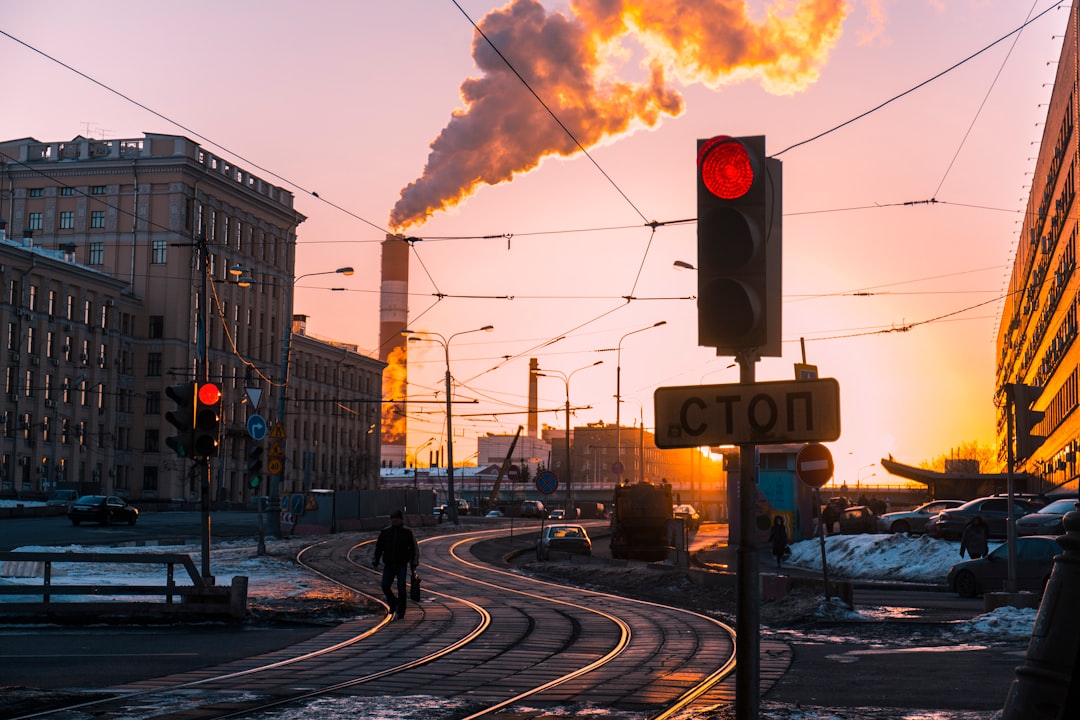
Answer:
[486,425,524,511]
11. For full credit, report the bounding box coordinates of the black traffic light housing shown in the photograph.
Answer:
[165,382,197,458]
[696,135,782,356]
[247,443,264,489]
[1011,383,1046,462]
[192,383,222,458]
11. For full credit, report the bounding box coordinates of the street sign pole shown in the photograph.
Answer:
[734,350,760,720]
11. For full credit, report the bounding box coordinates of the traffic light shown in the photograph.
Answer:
[1011,383,1046,462]
[696,135,782,356]
[247,443,264,489]
[165,382,197,458]
[192,382,222,458]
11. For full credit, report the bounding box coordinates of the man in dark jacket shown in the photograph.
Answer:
[372,509,419,620]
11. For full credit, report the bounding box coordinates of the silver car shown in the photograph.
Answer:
[877,499,964,534]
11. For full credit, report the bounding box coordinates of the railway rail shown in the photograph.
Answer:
[11,526,739,720]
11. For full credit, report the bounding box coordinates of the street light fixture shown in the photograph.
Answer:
[536,360,603,518]
[270,266,356,522]
[615,321,666,485]
[401,325,494,524]
[858,462,876,488]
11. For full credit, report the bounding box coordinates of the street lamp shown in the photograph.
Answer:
[271,266,355,523]
[536,360,603,518]
[615,321,666,485]
[401,325,494,524]
[858,463,876,488]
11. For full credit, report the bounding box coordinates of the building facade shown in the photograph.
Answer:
[996,6,1080,495]
[0,133,382,502]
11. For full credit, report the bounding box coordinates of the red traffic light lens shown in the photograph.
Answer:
[699,136,754,199]
[198,383,221,406]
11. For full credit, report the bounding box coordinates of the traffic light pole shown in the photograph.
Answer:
[734,350,760,720]
[197,234,213,582]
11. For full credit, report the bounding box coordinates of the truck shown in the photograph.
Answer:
[610,480,674,560]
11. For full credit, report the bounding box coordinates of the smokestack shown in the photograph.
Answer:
[528,358,539,438]
[379,234,410,469]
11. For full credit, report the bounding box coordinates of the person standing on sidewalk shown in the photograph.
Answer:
[767,515,790,570]
[372,509,419,620]
[959,515,989,559]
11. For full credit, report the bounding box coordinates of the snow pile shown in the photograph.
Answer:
[786,533,1001,585]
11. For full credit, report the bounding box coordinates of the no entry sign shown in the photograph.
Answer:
[795,443,834,488]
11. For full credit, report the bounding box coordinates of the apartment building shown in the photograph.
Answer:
[0,133,383,502]
[996,3,1080,494]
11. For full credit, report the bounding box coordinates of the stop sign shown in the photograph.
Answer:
[506,465,520,481]
[795,443,834,488]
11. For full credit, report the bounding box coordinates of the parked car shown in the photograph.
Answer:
[68,495,139,526]
[948,535,1063,597]
[835,505,879,534]
[536,524,592,560]
[673,504,701,531]
[926,496,1043,540]
[877,499,965,534]
[521,499,548,518]
[485,509,505,518]
[46,489,78,509]
[1016,497,1079,536]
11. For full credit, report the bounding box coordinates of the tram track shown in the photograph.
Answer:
[11,525,737,720]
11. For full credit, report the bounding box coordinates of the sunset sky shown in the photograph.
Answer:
[1,1,1069,487]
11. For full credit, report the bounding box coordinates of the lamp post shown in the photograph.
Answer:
[402,325,494,524]
[857,463,876,489]
[537,360,603,518]
[615,321,666,485]
[270,266,354,531]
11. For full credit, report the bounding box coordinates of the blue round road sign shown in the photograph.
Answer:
[535,471,559,495]
[247,414,268,441]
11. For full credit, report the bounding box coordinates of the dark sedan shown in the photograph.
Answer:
[835,505,879,534]
[948,535,1063,597]
[925,496,1042,540]
[68,495,139,526]
[1016,497,1079,536]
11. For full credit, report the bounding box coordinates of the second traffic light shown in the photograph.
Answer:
[1011,383,1046,462]
[165,382,197,458]
[247,443,264,489]
[696,135,782,356]
[192,382,222,458]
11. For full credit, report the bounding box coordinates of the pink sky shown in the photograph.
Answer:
[0,1,1067,486]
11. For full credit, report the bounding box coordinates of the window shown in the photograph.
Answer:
[91,185,107,195]
[148,316,164,339]
[27,213,43,230]
[59,211,74,229]
[28,285,37,311]
[90,211,105,229]
[147,352,162,377]
[144,429,160,453]
[145,391,160,415]
[152,239,167,264]
[48,290,56,317]
[60,187,75,196]
[28,188,43,198]
[89,242,104,265]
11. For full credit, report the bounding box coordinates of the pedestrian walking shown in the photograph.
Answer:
[768,515,790,570]
[372,509,419,620]
[959,515,989,559]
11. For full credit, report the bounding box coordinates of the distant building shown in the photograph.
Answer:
[0,133,383,501]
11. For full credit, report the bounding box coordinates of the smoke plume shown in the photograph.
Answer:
[390,0,848,230]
